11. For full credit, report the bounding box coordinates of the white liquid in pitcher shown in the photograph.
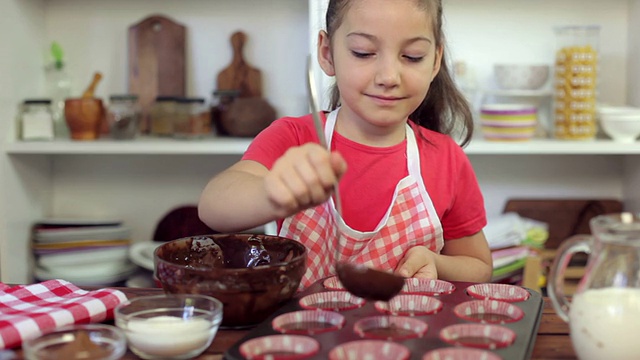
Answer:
[569,287,640,360]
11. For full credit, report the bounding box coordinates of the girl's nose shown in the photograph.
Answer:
[374,57,401,88]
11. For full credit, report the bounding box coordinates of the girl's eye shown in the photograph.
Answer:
[404,55,424,63]
[351,50,373,58]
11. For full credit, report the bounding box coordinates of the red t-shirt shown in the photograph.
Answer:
[242,114,486,240]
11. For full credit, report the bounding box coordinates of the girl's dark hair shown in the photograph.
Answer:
[325,0,474,146]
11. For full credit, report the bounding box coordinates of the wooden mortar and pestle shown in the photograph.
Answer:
[64,72,105,140]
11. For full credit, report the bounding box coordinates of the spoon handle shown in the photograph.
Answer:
[306,56,343,217]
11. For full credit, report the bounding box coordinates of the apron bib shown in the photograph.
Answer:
[279,108,444,289]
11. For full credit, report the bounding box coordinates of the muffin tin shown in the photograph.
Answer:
[224,278,543,360]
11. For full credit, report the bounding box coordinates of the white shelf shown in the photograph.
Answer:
[4,136,253,155]
[466,138,640,155]
[5,136,640,155]
[482,89,553,97]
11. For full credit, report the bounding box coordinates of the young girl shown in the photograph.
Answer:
[199,0,492,288]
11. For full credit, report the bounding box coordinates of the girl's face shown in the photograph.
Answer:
[319,0,442,138]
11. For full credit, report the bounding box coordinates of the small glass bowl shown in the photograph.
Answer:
[114,294,223,359]
[22,324,126,360]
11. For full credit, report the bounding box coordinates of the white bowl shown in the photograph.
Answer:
[597,106,640,143]
[114,294,223,360]
[494,64,550,90]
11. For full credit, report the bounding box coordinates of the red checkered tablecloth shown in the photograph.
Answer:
[0,279,127,349]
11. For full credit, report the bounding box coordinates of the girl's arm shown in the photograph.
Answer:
[198,159,275,233]
[198,143,347,233]
[395,231,493,282]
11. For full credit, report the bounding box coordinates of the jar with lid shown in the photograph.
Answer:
[149,96,177,137]
[19,99,54,141]
[106,95,141,140]
[553,25,600,140]
[173,97,210,139]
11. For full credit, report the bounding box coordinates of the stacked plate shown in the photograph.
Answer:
[32,218,136,286]
[480,104,537,141]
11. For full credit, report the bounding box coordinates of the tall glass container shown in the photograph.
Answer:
[553,25,600,140]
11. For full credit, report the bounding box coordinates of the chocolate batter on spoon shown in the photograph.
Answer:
[335,262,404,302]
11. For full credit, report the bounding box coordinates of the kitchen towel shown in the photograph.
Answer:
[0,279,127,349]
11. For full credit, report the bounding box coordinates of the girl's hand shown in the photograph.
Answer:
[395,246,438,279]
[264,143,347,218]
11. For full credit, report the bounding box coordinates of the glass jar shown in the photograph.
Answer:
[173,97,210,139]
[149,96,177,137]
[553,25,600,140]
[107,95,141,140]
[210,90,240,136]
[19,99,54,141]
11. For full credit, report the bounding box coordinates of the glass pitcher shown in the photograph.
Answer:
[548,213,640,360]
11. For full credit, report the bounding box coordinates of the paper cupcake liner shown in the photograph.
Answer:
[328,340,410,360]
[298,291,365,311]
[422,347,503,360]
[272,310,345,335]
[401,278,456,296]
[454,300,524,324]
[466,283,531,302]
[239,335,320,360]
[439,323,516,350]
[353,315,428,340]
[322,276,345,291]
[375,294,443,316]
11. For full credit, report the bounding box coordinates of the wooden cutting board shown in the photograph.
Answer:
[217,31,262,97]
[128,15,186,130]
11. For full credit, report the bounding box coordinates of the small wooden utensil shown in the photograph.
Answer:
[217,31,262,97]
[82,72,103,99]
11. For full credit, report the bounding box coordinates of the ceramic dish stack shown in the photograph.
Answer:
[480,104,538,141]
[32,219,136,286]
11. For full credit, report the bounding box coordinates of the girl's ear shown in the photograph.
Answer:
[317,30,335,76]
[431,45,444,82]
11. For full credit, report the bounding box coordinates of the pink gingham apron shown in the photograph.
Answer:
[279,108,444,289]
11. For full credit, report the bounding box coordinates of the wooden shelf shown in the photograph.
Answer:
[5,137,640,156]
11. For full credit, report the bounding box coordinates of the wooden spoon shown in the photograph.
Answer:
[306,56,404,302]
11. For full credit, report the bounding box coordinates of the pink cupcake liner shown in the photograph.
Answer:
[454,300,524,324]
[439,323,516,350]
[239,335,320,360]
[353,315,428,340]
[298,291,365,311]
[322,276,345,290]
[401,278,456,296]
[272,310,345,335]
[375,294,443,316]
[466,283,530,302]
[328,340,410,360]
[423,347,503,360]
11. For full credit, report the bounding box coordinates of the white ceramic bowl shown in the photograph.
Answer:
[114,294,223,360]
[494,64,550,90]
[597,106,640,143]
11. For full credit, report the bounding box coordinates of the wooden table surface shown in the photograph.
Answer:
[12,287,578,360]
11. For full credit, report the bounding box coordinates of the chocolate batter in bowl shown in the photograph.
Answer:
[154,234,307,328]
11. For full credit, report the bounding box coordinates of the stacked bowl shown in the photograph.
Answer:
[480,104,538,141]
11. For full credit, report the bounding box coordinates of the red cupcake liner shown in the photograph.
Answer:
[239,335,320,360]
[322,276,345,291]
[375,294,443,316]
[328,340,410,360]
[353,315,428,340]
[439,323,516,350]
[466,283,530,302]
[298,291,365,311]
[401,278,456,296]
[423,347,503,360]
[272,310,345,335]
[454,300,524,324]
